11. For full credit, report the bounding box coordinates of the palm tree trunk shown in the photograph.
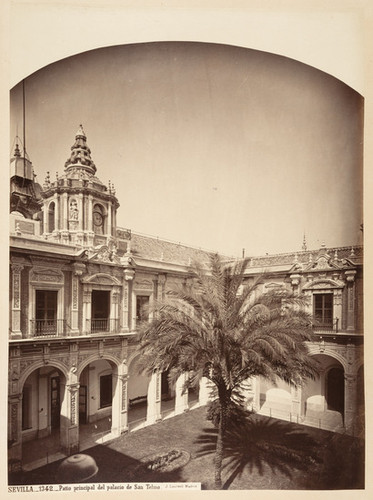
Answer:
[214,398,227,489]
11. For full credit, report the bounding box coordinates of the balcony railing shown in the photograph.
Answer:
[86,318,120,334]
[312,318,339,334]
[30,319,67,338]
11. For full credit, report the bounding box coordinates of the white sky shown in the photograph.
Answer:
[10,42,363,257]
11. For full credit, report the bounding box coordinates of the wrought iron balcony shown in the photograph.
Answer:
[312,318,339,334]
[29,319,67,338]
[85,318,120,334]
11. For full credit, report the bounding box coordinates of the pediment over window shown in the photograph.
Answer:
[82,273,121,285]
[264,282,285,289]
[30,267,64,283]
[302,278,344,291]
[304,255,340,272]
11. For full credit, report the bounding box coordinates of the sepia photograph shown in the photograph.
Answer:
[5,1,370,495]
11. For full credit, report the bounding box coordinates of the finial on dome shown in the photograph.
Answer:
[14,143,21,157]
[76,124,86,138]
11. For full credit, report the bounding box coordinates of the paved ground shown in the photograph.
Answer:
[10,406,364,490]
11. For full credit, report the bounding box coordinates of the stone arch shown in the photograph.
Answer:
[15,361,69,465]
[76,353,120,380]
[76,354,125,442]
[306,344,348,372]
[19,359,69,391]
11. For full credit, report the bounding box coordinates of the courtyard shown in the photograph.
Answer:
[9,406,364,490]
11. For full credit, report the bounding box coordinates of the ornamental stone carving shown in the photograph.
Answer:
[30,267,64,283]
[134,279,153,291]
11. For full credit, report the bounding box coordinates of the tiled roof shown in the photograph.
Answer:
[130,233,363,269]
[130,233,214,265]
[242,245,363,269]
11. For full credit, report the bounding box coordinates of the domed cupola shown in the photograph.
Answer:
[64,125,97,176]
[40,125,120,249]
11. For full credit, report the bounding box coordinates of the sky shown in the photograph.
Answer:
[9,42,363,257]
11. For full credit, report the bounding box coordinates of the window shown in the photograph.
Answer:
[136,295,149,323]
[91,290,110,332]
[35,290,58,334]
[100,374,112,408]
[314,293,333,327]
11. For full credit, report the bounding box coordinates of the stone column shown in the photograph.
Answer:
[42,203,48,234]
[110,287,120,332]
[8,394,22,462]
[121,280,130,332]
[54,193,60,232]
[82,286,92,334]
[123,268,135,331]
[111,370,128,436]
[38,374,49,438]
[174,373,189,415]
[8,348,22,462]
[344,373,358,435]
[199,377,214,405]
[146,371,162,424]
[333,289,343,332]
[87,195,93,232]
[11,264,23,339]
[345,271,357,331]
[107,203,112,237]
[291,384,302,423]
[78,193,83,231]
[60,382,80,455]
[62,192,68,230]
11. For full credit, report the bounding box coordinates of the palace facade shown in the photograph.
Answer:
[8,126,364,469]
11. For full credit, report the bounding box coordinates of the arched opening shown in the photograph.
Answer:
[78,359,116,448]
[127,355,151,431]
[258,378,292,419]
[21,366,66,467]
[326,367,344,414]
[303,354,345,431]
[48,202,55,233]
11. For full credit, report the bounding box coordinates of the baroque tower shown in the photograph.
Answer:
[41,125,120,249]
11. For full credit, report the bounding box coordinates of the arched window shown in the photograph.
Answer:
[48,202,55,233]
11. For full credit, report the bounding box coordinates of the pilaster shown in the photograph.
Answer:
[11,264,24,338]
[146,371,162,424]
[174,373,189,414]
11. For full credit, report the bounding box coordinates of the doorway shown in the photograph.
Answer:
[91,290,110,332]
[326,367,344,414]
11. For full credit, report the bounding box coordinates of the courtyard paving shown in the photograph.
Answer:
[10,406,364,490]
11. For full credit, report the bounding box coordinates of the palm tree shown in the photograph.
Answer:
[138,254,318,489]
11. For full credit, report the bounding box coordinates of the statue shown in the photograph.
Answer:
[69,199,79,220]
